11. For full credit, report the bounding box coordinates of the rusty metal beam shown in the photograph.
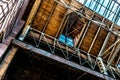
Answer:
[12,39,115,80]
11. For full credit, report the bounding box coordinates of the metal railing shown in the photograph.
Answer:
[18,0,120,79]
[23,27,120,79]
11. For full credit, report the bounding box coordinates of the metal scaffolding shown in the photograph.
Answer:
[0,0,119,79]
[17,0,120,79]
[77,0,120,26]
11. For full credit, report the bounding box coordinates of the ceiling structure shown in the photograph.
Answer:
[0,0,120,80]
[77,0,120,26]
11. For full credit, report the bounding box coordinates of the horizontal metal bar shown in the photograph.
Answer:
[12,39,115,80]
[54,0,120,38]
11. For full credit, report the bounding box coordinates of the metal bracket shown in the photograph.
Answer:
[19,25,30,41]
[97,57,108,75]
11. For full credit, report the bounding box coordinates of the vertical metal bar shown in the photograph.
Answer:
[74,22,87,47]
[88,0,94,8]
[103,0,112,17]
[101,39,120,56]
[88,18,105,54]
[55,0,73,38]
[114,7,120,23]
[107,45,116,62]
[42,1,58,32]
[99,5,120,57]
[116,57,120,66]
[93,0,99,11]
[112,5,119,22]
[77,12,95,49]
[107,1,115,19]
[107,37,119,62]
[98,0,104,13]
[106,44,120,69]
[36,1,57,47]
[98,23,114,57]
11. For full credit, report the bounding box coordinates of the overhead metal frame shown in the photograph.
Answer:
[77,0,120,26]
[21,26,119,79]
[18,0,120,79]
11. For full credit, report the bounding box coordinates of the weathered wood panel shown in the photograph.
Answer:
[91,28,108,56]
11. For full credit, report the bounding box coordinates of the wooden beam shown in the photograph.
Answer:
[25,0,42,26]
[55,0,73,38]
[19,0,42,41]
[0,46,18,80]
[12,39,115,80]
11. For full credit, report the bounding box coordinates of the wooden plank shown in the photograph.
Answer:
[25,0,42,26]
[80,23,98,52]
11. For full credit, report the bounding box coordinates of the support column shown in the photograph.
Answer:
[19,0,42,41]
[106,44,120,69]
[0,46,18,80]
